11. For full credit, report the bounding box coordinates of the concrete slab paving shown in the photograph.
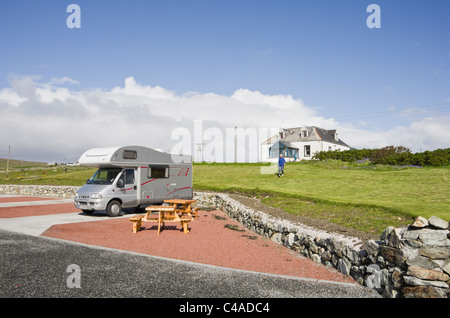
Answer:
[0,211,131,236]
[0,199,74,208]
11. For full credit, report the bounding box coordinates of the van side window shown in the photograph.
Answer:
[125,169,135,184]
[122,150,137,159]
[119,169,135,185]
[148,165,169,178]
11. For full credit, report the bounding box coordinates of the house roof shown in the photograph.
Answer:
[263,126,350,148]
[269,140,297,150]
[314,127,350,148]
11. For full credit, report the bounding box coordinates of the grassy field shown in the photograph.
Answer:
[1,159,449,235]
[0,164,96,186]
[192,160,450,235]
[0,158,46,169]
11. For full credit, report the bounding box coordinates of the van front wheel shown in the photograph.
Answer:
[106,200,123,217]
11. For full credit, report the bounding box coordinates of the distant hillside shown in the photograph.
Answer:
[0,158,46,169]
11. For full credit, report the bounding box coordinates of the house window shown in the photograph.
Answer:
[286,149,299,159]
[304,145,311,157]
[269,147,277,158]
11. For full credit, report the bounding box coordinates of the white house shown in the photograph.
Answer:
[261,126,351,162]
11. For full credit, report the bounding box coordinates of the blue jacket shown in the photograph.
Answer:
[278,157,286,166]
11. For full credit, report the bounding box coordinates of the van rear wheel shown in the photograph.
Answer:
[106,200,123,217]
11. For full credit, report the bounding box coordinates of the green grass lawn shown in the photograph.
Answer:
[192,161,450,235]
[1,159,449,235]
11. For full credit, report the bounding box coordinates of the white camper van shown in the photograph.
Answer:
[74,146,193,217]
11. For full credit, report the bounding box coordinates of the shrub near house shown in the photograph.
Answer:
[314,146,450,167]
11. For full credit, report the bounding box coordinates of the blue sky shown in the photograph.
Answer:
[1,0,450,161]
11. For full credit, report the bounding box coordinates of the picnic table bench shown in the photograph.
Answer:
[163,199,199,218]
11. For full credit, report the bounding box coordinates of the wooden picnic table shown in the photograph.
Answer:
[129,204,193,235]
[163,199,198,218]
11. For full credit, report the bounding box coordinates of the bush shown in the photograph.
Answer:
[371,146,411,165]
[426,149,450,166]
[313,146,450,167]
[313,148,375,162]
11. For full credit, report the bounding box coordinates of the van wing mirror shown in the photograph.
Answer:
[117,178,124,188]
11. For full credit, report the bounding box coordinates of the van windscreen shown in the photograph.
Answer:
[87,168,122,185]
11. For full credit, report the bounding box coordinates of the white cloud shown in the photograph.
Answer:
[338,114,450,152]
[0,75,449,162]
[50,77,80,85]
[0,88,28,106]
[231,88,301,110]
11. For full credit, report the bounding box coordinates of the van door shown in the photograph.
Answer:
[117,168,138,207]
[147,164,169,200]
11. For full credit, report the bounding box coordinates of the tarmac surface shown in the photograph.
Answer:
[0,194,381,301]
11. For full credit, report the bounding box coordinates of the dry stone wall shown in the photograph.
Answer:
[193,192,450,298]
[0,184,78,198]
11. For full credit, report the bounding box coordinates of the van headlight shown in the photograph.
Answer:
[90,193,102,199]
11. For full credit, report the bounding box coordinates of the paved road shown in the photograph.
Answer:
[0,230,380,301]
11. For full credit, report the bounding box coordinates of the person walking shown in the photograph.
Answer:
[278,154,286,177]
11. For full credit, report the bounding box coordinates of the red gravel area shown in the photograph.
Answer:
[0,204,79,218]
[42,209,357,284]
[0,196,56,203]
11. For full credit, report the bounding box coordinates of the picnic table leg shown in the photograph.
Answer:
[133,219,142,233]
[192,207,199,218]
[180,220,190,234]
[181,221,187,234]
[157,211,163,235]
[129,216,144,233]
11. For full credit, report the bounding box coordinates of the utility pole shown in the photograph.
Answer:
[234,126,237,163]
[194,143,203,163]
[6,145,10,177]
